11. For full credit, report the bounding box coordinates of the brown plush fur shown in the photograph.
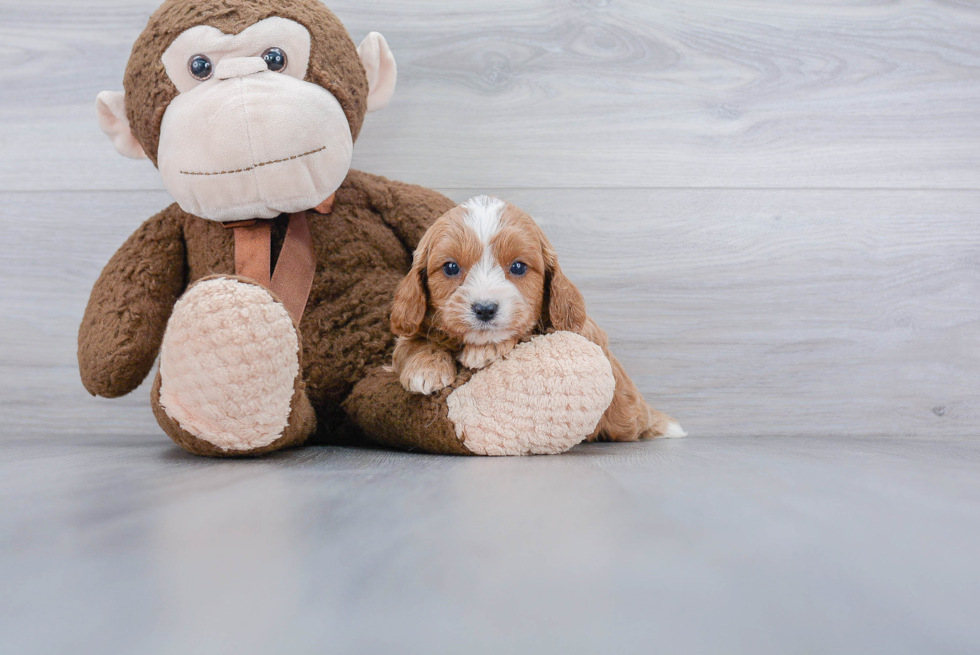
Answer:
[78,210,186,398]
[342,369,475,456]
[123,0,369,166]
[79,170,456,444]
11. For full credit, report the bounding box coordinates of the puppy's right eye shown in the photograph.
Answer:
[443,262,461,277]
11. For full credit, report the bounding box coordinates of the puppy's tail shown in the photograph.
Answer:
[642,406,688,439]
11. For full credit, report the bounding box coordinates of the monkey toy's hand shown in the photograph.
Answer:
[78,209,187,399]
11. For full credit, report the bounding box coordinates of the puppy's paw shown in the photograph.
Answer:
[458,341,516,370]
[399,351,457,395]
[458,346,494,370]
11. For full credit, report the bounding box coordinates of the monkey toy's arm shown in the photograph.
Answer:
[354,171,457,252]
[78,208,187,398]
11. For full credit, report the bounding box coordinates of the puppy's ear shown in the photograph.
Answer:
[391,246,428,337]
[542,240,587,333]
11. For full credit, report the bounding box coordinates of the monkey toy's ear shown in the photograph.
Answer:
[357,32,397,113]
[95,91,147,160]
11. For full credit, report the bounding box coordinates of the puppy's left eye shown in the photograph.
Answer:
[510,261,528,276]
[443,262,461,277]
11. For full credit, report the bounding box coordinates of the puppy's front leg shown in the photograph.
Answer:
[393,337,457,395]
[458,339,517,370]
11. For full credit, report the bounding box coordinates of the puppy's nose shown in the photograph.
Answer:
[472,302,499,322]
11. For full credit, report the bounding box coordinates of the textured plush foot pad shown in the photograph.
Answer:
[448,332,616,456]
[158,277,300,452]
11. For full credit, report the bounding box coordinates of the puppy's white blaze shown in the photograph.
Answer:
[461,195,505,243]
[663,421,688,438]
[458,195,522,342]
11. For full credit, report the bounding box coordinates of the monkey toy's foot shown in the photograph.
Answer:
[152,276,316,457]
[346,332,617,456]
[448,332,618,455]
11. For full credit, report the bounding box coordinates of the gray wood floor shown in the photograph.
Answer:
[3,434,980,654]
[1,0,979,653]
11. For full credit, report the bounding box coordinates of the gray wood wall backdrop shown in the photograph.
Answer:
[1,0,978,439]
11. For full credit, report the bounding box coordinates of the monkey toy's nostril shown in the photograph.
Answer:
[472,302,499,323]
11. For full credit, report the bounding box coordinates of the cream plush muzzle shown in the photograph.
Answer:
[157,70,353,223]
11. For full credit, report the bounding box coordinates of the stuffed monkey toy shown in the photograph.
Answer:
[80,0,634,457]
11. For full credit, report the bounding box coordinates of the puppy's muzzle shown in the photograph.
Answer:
[472,302,499,323]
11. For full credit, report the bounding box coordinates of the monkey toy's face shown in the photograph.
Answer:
[96,0,396,223]
[157,17,353,222]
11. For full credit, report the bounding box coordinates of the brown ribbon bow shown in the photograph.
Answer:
[224,193,334,323]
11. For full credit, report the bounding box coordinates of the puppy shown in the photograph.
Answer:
[390,195,685,441]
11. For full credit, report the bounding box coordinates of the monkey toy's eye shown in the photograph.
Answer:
[510,261,528,276]
[187,55,213,81]
[262,48,288,73]
[443,262,461,277]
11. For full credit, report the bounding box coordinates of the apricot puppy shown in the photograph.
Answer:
[389,196,686,442]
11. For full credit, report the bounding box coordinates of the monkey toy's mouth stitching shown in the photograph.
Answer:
[179,145,327,176]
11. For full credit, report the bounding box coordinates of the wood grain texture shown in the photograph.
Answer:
[2,188,977,438]
[2,434,979,654]
[2,0,980,190]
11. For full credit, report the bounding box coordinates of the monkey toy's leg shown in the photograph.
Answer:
[345,331,619,456]
[150,275,316,457]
